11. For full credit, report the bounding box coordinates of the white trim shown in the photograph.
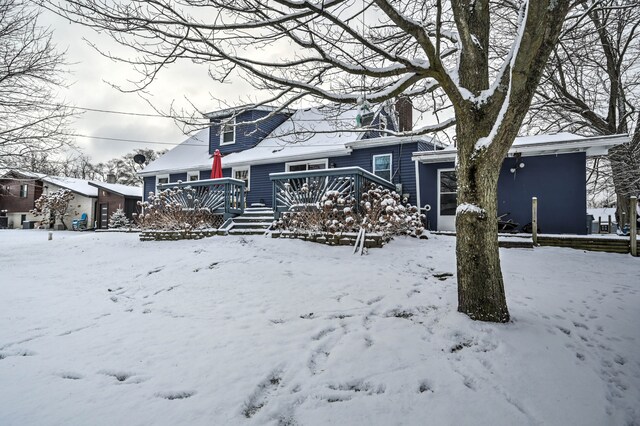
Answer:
[156,174,169,193]
[137,149,352,177]
[437,168,457,232]
[412,134,629,163]
[285,158,329,172]
[347,135,440,150]
[372,153,393,182]
[219,118,236,146]
[414,160,421,211]
[232,166,251,191]
[187,171,200,182]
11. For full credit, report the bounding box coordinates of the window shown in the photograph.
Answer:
[373,154,392,182]
[232,166,250,191]
[156,175,169,193]
[187,171,200,182]
[379,115,388,131]
[439,170,457,216]
[285,159,328,172]
[20,214,27,225]
[19,184,28,198]
[220,118,236,145]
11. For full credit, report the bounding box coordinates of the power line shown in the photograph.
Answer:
[41,101,366,122]
[73,133,404,148]
[74,133,205,146]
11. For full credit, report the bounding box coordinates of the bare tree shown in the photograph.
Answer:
[46,0,583,322]
[0,0,75,170]
[526,0,640,219]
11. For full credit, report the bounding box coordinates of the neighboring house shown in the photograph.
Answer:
[0,171,44,228]
[88,181,142,229]
[138,101,628,235]
[0,171,142,230]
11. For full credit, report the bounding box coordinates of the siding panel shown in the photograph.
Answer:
[418,152,587,234]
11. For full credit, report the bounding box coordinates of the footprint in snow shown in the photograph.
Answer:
[100,370,136,383]
[147,267,164,276]
[242,370,283,418]
[156,391,195,400]
[60,372,83,380]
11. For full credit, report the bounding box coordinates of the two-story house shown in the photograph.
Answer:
[139,100,628,235]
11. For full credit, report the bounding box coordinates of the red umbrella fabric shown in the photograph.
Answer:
[211,149,223,179]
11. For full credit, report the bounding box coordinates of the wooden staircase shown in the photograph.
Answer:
[227,207,275,235]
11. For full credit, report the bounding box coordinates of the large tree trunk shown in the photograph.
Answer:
[455,126,510,322]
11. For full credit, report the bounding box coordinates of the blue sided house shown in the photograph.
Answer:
[139,101,627,235]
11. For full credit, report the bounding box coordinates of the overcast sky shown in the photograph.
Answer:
[39,7,258,163]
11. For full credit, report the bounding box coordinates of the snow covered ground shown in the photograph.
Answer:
[0,230,638,426]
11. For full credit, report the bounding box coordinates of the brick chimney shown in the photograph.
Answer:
[107,173,116,184]
[395,96,413,132]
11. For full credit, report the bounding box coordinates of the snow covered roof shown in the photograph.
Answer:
[3,171,99,197]
[412,133,629,163]
[204,105,295,119]
[138,129,211,176]
[88,181,142,198]
[139,106,373,175]
[221,106,361,167]
[2,171,143,198]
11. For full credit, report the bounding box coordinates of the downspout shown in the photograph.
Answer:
[415,159,421,210]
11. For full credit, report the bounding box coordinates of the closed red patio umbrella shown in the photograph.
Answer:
[211,149,223,179]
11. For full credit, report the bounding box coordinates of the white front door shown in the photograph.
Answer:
[437,169,457,231]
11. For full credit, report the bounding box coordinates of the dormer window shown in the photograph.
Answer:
[220,118,236,145]
[379,115,387,131]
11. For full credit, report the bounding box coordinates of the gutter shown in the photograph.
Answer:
[412,134,629,163]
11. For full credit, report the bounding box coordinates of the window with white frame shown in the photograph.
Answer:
[156,175,169,193]
[285,159,328,172]
[220,118,236,145]
[373,154,392,182]
[187,171,200,182]
[232,166,250,191]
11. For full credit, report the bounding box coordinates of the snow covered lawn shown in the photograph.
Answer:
[0,230,638,426]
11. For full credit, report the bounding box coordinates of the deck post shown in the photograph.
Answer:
[532,197,538,245]
[224,182,230,215]
[631,196,637,257]
[272,181,278,219]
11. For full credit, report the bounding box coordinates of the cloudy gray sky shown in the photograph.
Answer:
[39,7,256,163]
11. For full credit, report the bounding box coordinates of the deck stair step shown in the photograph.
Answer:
[227,208,275,236]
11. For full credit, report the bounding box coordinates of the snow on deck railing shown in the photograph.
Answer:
[270,166,396,217]
[157,178,245,218]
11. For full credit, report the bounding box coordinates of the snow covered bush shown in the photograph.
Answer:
[108,208,131,229]
[273,185,424,239]
[135,187,222,231]
[31,189,75,229]
[359,187,424,237]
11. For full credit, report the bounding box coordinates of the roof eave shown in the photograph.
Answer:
[412,134,629,163]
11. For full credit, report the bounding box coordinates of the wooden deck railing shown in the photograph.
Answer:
[269,166,396,217]
[157,178,245,218]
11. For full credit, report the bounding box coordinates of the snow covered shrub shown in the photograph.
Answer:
[275,190,359,234]
[31,189,75,229]
[135,187,222,231]
[108,208,131,229]
[273,185,424,239]
[359,187,424,237]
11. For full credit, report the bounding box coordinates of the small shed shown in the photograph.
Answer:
[89,181,142,229]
